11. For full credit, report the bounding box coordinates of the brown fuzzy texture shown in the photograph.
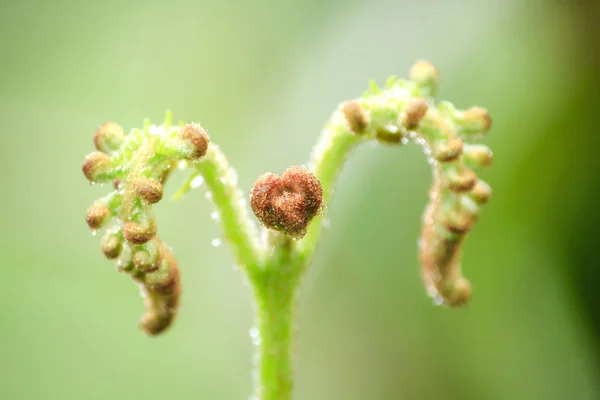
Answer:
[94,122,124,152]
[447,169,477,192]
[470,180,491,204]
[409,61,439,89]
[341,100,367,134]
[82,152,111,182]
[101,234,122,259]
[133,249,162,273]
[86,204,110,230]
[123,220,157,244]
[419,186,473,307]
[140,239,181,335]
[250,166,323,237]
[133,177,163,204]
[462,107,492,133]
[180,124,209,159]
[434,137,463,162]
[441,210,474,234]
[404,98,429,129]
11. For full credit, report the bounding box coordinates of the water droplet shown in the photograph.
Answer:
[210,211,220,221]
[211,238,221,247]
[191,175,204,188]
[91,230,98,236]
[249,327,261,345]
[432,295,444,306]
[385,125,399,133]
[178,160,188,170]
[322,219,331,228]
[229,169,238,185]
[401,137,409,145]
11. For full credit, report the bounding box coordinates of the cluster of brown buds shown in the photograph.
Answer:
[82,120,209,334]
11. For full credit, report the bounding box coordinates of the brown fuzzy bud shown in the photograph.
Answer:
[445,167,477,192]
[458,107,492,135]
[180,124,209,159]
[441,210,474,234]
[409,61,439,95]
[403,98,429,129]
[444,277,472,307]
[133,243,162,273]
[250,166,323,237]
[470,180,492,204]
[463,144,493,168]
[132,177,163,204]
[101,233,122,259]
[94,122,125,153]
[341,100,367,134]
[123,219,157,244]
[82,152,111,182]
[86,203,110,230]
[433,137,463,162]
[140,241,180,335]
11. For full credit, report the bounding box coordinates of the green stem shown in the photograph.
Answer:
[252,234,301,400]
[254,270,297,400]
[195,144,263,277]
[298,118,362,262]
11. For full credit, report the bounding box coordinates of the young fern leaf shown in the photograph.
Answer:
[297,61,492,307]
[82,117,209,335]
[81,60,493,400]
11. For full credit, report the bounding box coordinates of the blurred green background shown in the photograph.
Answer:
[1,0,599,399]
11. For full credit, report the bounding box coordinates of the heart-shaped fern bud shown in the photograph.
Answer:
[250,166,323,238]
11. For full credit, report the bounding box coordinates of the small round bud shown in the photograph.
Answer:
[86,203,110,230]
[403,98,429,129]
[444,166,477,192]
[457,107,492,135]
[94,122,125,153]
[469,180,491,204]
[409,61,439,95]
[250,166,323,237]
[123,219,157,244]
[441,210,473,234]
[82,152,112,182]
[433,137,463,162]
[132,177,163,204]
[101,233,122,259]
[341,100,367,134]
[444,277,472,307]
[180,124,209,159]
[133,250,161,273]
[463,144,493,168]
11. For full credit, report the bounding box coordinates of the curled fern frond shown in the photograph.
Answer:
[82,116,210,335]
[300,61,493,307]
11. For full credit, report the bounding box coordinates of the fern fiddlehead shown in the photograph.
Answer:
[81,61,492,399]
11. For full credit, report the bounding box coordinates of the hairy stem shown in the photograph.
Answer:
[195,144,263,277]
[298,114,362,261]
[253,268,297,400]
